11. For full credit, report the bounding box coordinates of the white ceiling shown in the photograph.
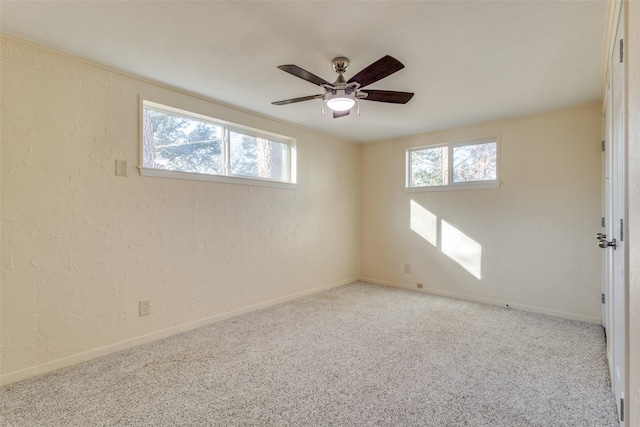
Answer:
[0,0,608,143]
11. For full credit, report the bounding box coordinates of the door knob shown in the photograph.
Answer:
[599,238,616,249]
[596,233,607,240]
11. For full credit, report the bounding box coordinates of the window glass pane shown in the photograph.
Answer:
[141,101,295,185]
[143,108,223,175]
[452,142,497,183]
[410,147,448,187]
[229,131,287,180]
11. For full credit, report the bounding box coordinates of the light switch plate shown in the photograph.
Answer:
[115,159,128,177]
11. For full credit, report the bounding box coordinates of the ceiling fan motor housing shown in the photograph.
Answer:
[331,57,350,74]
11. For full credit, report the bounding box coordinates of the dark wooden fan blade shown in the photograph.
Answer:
[347,55,405,88]
[333,109,350,119]
[362,90,414,104]
[272,94,324,106]
[277,65,331,87]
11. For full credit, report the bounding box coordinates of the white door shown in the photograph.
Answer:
[603,4,627,425]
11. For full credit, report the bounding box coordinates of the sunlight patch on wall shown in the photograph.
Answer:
[441,220,482,280]
[409,199,483,280]
[410,200,437,247]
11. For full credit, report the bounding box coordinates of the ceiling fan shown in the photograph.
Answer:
[272,55,414,118]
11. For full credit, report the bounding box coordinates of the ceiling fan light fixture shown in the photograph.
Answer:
[325,90,356,112]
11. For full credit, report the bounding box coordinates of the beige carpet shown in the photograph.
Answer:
[0,282,618,426]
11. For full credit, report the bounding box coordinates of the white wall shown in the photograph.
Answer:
[0,36,361,385]
[361,104,603,323]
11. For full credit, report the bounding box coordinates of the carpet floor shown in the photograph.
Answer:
[0,282,619,426]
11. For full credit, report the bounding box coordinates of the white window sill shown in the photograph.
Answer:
[405,181,501,192]
[139,167,297,189]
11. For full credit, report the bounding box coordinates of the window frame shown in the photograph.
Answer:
[139,100,297,188]
[406,135,501,192]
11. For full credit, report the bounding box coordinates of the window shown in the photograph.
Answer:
[140,101,296,186]
[407,137,499,190]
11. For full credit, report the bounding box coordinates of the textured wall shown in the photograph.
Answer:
[360,104,603,322]
[0,37,360,384]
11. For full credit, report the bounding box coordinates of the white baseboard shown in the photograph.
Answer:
[0,277,356,387]
[360,276,602,325]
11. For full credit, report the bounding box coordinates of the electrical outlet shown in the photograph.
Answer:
[139,300,151,316]
[404,264,411,273]
[417,283,423,289]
